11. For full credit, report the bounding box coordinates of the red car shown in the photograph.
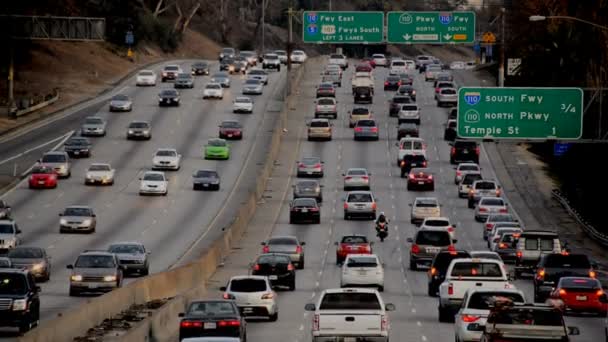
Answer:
[407,167,435,191]
[549,277,608,315]
[218,120,243,140]
[355,63,373,73]
[335,235,372,264]
[28,165,58,189]
[361,58,376,68]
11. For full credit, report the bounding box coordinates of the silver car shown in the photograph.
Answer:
[109,94,133,112]
[220,276,278,320]
[293,179,323,202]
[7,246,51,281]
[108,242,150,276]
[59,205,97,233]
[343,191,377,220]
[458,172,483,198]
[475,197,508,222]
[127,121,152,140]
[296,157,324,177]
[192,169,220,191]
[343,168,371,190]
[211,72,231,88]
[436,88,458,107]
[242,79,263,95]
[67,251,123,296]
[424,64,442,81]
[454,163,480,184]
[247,69,268,85]
[0,220,21,253]
[398,103,420,125]
[174,73,195,88]
[353,119,379,141]
[261,235,305,268]
[410,197,441,224]
[85,163,115,186]
[40,151,71,178]
[81,116,107,137]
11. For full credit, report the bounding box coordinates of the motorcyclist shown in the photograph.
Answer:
[375,212,388,229]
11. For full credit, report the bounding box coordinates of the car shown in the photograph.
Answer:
[316,82,336,98]
[343,168,371,191]
[388,95,412,117]
[242,78,263,95]
[178,300,246,341]
[80,116,107,137]
[341,254,384,291]
[174,73,195,88]
[306,118,332,141]
[7,247,51,281]
[397,137,427,164]
[415,55,433,69]
[107,242,150,276]
[454,289,526,342]
[410,197,441,224]
[354,119,379,141]
[67,250,123,296]
[389,59,408,74]
[0,200,11,220]
[351,71,373,92]
[261,235,305,269]
[469,251,503,262]
[475,197,508,221]
[355,63,373,73]
[549,277,607,315]
[202,83,224,99]
[420,217,456,239]
[233,56,249,73]
[492,232,521,262]
[534,253,597,302]
[397,85,416,100]
[335,235,372,265]
[329,53,348,69]
[28,165,58,189]
[190,61,210,75]
[407,167,435,191]
[289,198,321,224]
[360,57,376,68]
[85,163,115,185]
[434,81,455,96]
[450,61,465,69]
[246,68,268,85]
[397,103,420,124]
[139,171,168,196]
[454,163,480,184]
[296,157,323,177]
[436,72,454,82]
[343,191,377,220]
[204,138,230,160]
[0,220,21,253]
[64,136,92,158]
[290,49,307,63]
[425,64,443,81]
[487,223,522,249]
[126,120,152,140]
[348,107,371,127]
[353,86,373,104]
[324,64,343,77]
[219,57,236,72]
[403,59,416,70]
[219,120,243,140]
[448,107,458,120]
[437,87,458,107]
[293,179,323,202]
[210,72,230,88]
[273,49,288,64]
[314,97,337,119]
[383,75,401,90]
[514,230,563,278]
[232,96,253,113]
[153,148,182,170]
[450,139,480,164]
[59,205,96,233]
[136,70,157,86]
[323,70,342,87]
[219,47,236,61]
[427,250,471,296]
[397,73,415,86]
[468,180,501,208]
[109,94,133,111]
[444,119,457,141]
[400,153,427,177]
[0,268,41,333]
[483,214,518,240]
[408,228,456,270]
[220,276,278,320]
[161,64,183,81]
[158,89,181,106]
[397,123,419,139]
[262,53,281,71]
[372,53,387,67]
[192,169,220,191]
[241,50,258,66]
[250,253,296,291]
[40,151,71,178]
[458,172,483,198]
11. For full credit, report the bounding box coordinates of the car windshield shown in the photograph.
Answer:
[8,248,43,258]
[404,155,426,162]
[139,71,154,76]
[84,117,103,125]
[294,198,317,207]
[373,54,384,58]
[402,105,418,111]
[265,55,278,60]
[342,236,367,243]
[177,74,191,79]
[393,96,411,104]
[297,181,318,188]
[476,182,497,190]
[0,259,10,267]
[441,89,457,95]
[488,308,564,326]
[235,98,252,103]
[524,237,556,251]
[544,254,590,268]
[451,262,503,277]
[433,252,470,270]
[212,73,228,78]
[67,138,88,145]
[161,90,177,96]
[0,274,27,295]
[193,63,207,68]
[459,164,479,171]
[165,66,179,71]
[392,61,405,66]
[221,48,234,53]
[0,223,15,234]
[468,293,525,310]
[195,170,218,178]
[427,65,442,71]
[347,169,367,176]
[560,277,600,289]
[347,256,378,268]
[75,255,115,268]
[143,173,164,181]
[129,122,149,128]
[209,140,226,147]
[387,76,400,81]
[330,54,343,59]
[42,154,66,163]
[471,252,502,261]
[310,121,329,128]
[416,199,438,207]
[108,244,144,254]
[352,108,369,115]
[463,174,482,184]
[156,150,177,157]
[230,278,267,292]
[424,219,449,227]
[89,164,111,172]
[401,141,423,149]
[64,207,91,216]
[32,166,53,174]
[302,157,320,165]
[319,84,333,89]
[112,94,129,101]
[319,293,381,310]
[488,215,515,222]
[416,231,451,245]
[221,121,241,128]
[188,301,236,315]
[268,237,297,245]
[356,120,376,127]
[206,84,221,89]
[318,98,335,105]
[245,79,260,85]
[258,254,290,264]
[399,124,417,131]
[347,193,372,202]
[249,70,265,75]
[481,198,505,206]
[456,141,478,148]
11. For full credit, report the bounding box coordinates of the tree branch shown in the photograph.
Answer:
[181,2,201,33]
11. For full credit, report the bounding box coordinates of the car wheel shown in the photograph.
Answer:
[378,285,384,292]
[514,269,522,279]
[344,213,349,220]
[336,256,342,265]
[407,184,412,191]
[371,213,376,220]
[438,306,453,323]
[18,318,32,334]
[289,216,294,224]
[429,185,435,191]
[298,259,304,269]
[269,312,278,322]
[69,287,78,297]
[315,217,321,224]
[289,279,296,291]
[410,259,417,271]
[142,268,149,276]
[428,285,437,297]
[468,200,474,209]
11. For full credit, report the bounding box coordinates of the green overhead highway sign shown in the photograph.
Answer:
[302,11,384,43]
[457,87,584,140]
[387,11,475,44]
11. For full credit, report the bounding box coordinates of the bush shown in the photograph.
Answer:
[137,12,181,53]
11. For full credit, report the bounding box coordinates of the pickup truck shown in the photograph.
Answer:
[351,72,375,94]
[305,288,395,342]
[328,54,348,69]
[438,258,514,322]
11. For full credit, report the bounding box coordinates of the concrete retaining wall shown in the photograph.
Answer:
[19,61,308,342]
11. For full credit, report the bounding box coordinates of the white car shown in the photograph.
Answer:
[404,59,416,70]
[152,148,181,171]
[233,96,253,113]
[340,254,384,291]
[85,163,115,185]
[246,69,269,85]
[328,53,348,69]
[389,59,408,74]
[450,61,466,70]
[220,275,278,320]
[274,49,288,64]
[202,83,224,99]
[454,163,481,184]
[397,137,427,164]
[262,53,281,71]
[136,70,157,86]
[420,217,456,239]
[242,79,263,95]
[290,50,307,63]
[0,220,21,251]
[410,197,441,224]
[139,171,168,196]
[469,251,503,262]
[475,197,509,222]
[371,53,387,67]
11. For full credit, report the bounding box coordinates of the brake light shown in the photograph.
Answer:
[447,245,456,252]
[422,161,427,167]
[428,175,433,180]
[435,88,440,93]
[253,264,260,271]
[381,315,388,331]
[313,314,319,331]
[261,292,274,299]
[344,203,349,209]
[496,189,502,196]
[354,127,363,132]
[475,146,480,155]
[314,163,322,168]
[597,289,604,296]
[461,315,480,323]
[397,81,402,86]
[430,267,437,276]
[536,268,545,280]
[287,263,295,271]
[479,207,487,212]
[400,161,405,167]
[371,202,377,210]
[499,208,508,213]
[296,245,303,253]
[370,127,378,132]
[486,223,493,229]
[345,176,352,180]
[448,283,454,295]
[384,81,389,86]
[298,163,305,168]
[516,251,523,259]
[559,289,567,297]
[411,244,420,254]
[447,226,454,233]
[218,320,241,327]
[498,243,507,249]
[223,293,235,299]
[409,173,415,180]
[310,207,319,212]
[451,147,456,155]
[180,321,203,328]
[361,176,369,180]
[590,270,597,278]
[456,171,462,176]
[262,245,270,253]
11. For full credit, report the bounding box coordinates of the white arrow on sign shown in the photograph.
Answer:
[443,34,452,40]
[403,34,411,40]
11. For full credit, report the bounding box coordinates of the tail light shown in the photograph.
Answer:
[435,88,440,92]
[400,161,406,167]
[313,314,319,331]
[422,161,428,167]
[559,289,567,297]
[428,175,433,180]
[370,127,378,133]
[262,245,270,253]
[298,163,305,168]
[381,315,388,331]
[287,263,295,271]
[447,226,454,233]
[486,223,493,230]
[411,244,420,254]
[384,81,389,86]
[448,283,454,295]
[253,264,260,271]
[496,189,502,196]
[451,147,456,155]
[597,289,604,296]
[345,176,352,180]
[456,171,462,176]
[409,174,415,180]
[354,127,363,132]
[223,293,235,299]
[479,207,488,212]
[499,208,508,213]
[498,243,507,249]
[218,320,241,327]
[361,176,369,180]
[430,267,437,276]
[314,163,322,168]
[516,251,523,259]
[310,207,319,212]
[180,321,203,328]
[296,245,303,253]
[447,245,456,252]
[590,270,597,278]
[397,81,402,86]
[461,315,480,323]
[162,72,168,76]
[371,202,377,210]
[344,203,349,209]
[364,244,371,252]
[261,292,274,299]
[536,268,545,280]
[475,146,481,155]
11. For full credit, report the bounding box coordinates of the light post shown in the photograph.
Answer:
[262,0,265,53]
[499,7,505,87]
[529,15,608,30]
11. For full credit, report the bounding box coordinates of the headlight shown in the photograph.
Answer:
[12,299,27,311]
[128,130,134,134]
[86,174,93,179]
[60,219,68,225]
[158,97,163,101]
[103,275,117,282]
[82,219,92,226]
[32,263,44,271]
[71,275,83,281]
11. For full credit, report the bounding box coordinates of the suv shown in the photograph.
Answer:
[427,250,470,297]
[40,151,71,178]
[407,228,456,271]
[161,64,183,81]
[315,97,338,119]
[468,180,501,208]
[343,191,377,220]
[0,220,22,253]
[400,154,427,177]
[514,230,562,278]
[328,54,348,69]
[450,140,480,164]
[410,197,441,224]
[0,269,41,333]
[67,251,124,296]
[458,172,483,198]
[398,103,420,124]
[353,86,373,104]
[262,54,281,71]
[220,276,278,320]
[533,253,596,302]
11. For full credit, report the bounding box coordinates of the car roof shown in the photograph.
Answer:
[65,205,92,210]
[44,151,67,156]
[143,170,165,176]
[79,250,115,256]
[415,197,438,202]
[346,190,372,195]
[230,275,267,281]
[109,241,144,246]
[268,235,298,241]
[423,217,449,221]
[322,288,379,294]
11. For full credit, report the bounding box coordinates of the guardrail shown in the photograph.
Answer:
[551,189,608,246]
[10,90,59,118]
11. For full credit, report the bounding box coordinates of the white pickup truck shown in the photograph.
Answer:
[438,258,514,323]
[351,72,375,94]
[305,288,395,342]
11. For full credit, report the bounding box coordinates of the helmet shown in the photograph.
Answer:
[380,212,385,216]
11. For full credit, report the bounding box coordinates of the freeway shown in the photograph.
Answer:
[0,60,287,334]
[201,58,605,342]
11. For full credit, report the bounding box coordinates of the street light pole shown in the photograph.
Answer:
[262,0,265,54]
[498,7,506,87]
[529,15,608,30]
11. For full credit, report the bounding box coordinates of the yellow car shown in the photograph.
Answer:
[348,107,372,128]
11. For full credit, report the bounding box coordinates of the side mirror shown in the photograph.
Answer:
[394,142,399,146]
[58,213,63,216]
[567,327,580,336]
[407,238,414,243]
[385,303,396,311]
[301,242,306,245]
[452,239,458,243]
[219,286,227,291]
[178,313,185,317]
[408,203,413,206]
[66,265,73,269]
[91,214,96,217]
[304,303,316,311]
[320,185,324,188]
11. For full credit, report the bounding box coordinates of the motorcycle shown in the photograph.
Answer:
[376,221,389,242]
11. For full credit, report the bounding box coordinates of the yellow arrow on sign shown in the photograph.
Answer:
[482,31,496,43]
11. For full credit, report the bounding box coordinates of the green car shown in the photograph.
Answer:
[204,138,230,160]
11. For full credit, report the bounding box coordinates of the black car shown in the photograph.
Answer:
[158,89,180,106]
[450,139,479,164]
[0,269,41,334]
[448,107,457,120]
[383,75,401,91]
[534,253,596,302]
[444,119,457,141]
[289,198,321,224]
[251,253,296,290]
[64,137,92,158]
[397,85,416,101]
[398,73,414,85]
[389,95,412,116]
[427,250,471,296]
[219,57,235,72]
[191,62,209,75]
[353,86,373,104]
[192,169,220,191]
[397,123,419,139]
[178,300,246,341]
[400,154,427,177]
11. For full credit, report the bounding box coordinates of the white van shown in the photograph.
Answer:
[397,137,427,164]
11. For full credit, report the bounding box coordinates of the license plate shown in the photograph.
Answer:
[204,322,217,329]
[243,308,253,313]
[307,171,313,175]
[426,247,440,253]
[463,150,469,154]
[358,270,367,275]
[74,151,79,155]
[38,181,45,184]
[418,181,425,185]
[302,209,308,213]
[203,184,209,187]
[88,284,97,289]
[576,296,587,301]
[345,338,357,342]
[269,275,278,280]
[228,134,233,138]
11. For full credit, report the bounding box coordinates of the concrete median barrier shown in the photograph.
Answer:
[19,60,308,342]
